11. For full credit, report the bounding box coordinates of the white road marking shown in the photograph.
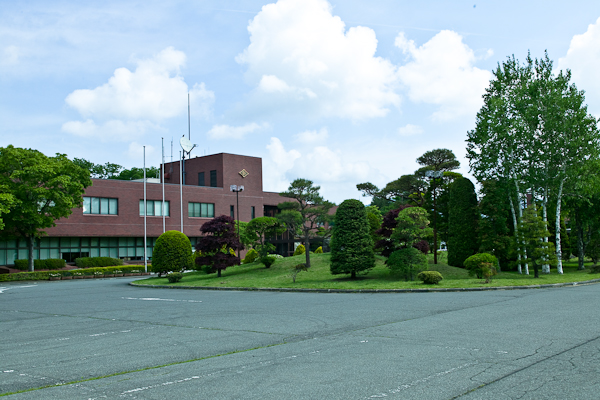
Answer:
[122,297,202,303]
[0,284,37,293]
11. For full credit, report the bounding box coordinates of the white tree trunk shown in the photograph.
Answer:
[508,193,522,274]
[555,178,565,274]
[541,188,550,274]
[514,178,529,275]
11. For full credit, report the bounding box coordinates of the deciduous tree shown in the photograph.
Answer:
[0,146,92,271]
[195,215,243,277]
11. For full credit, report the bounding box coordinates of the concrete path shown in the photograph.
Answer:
[1,278,599,399]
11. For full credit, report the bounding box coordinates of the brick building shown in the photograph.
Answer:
[0,153,297,266]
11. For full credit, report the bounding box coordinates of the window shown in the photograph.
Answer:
[210,170,217,187]
[83,197,118,215]
[139,200,170,216]
[198,172,205,187]
[251,206,255,220]
[188,202,215,218]
[230,205,234,218]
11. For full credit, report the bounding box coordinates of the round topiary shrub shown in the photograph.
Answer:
[260,255,277,268]
[314,246,323,254]
[167,272,183,283]
[293,244,306,256]
[417,271,443,284]
[242,249,259,264]
[464,253,498,279]
[151,230,193,277]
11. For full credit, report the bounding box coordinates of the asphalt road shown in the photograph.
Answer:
[1,277,599,399]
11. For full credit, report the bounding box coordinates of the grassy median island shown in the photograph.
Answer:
[134,253,599,290]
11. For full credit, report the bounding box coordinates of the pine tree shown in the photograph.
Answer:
[330,199,375,279]
[517,205,557,278]
[448,177,479,267]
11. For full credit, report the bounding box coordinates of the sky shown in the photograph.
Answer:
[1,0,600,204]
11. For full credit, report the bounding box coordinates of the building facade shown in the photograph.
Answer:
[0,153,295,266]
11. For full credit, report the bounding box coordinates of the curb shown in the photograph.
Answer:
[129,278,600,293]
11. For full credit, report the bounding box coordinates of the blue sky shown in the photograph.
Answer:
[2,0,600,203]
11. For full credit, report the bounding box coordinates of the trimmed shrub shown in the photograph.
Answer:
[291,263,308,283]
[314,246,323,254]
[330,199,375,279]
[464,253,498,279]
[388,247,428,281]
[167,272,183,283]
[448,177,479,267]
[293,244,305,256]
[260,255,277,268]
[13,260,28,270]
[417,271,443,284]
[589,265,600,274]
[152,230,193,277]
[75,257,122,268]
[44,259,66,269]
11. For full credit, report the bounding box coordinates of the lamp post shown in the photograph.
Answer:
[425,170,443,264]
[230,185,244,257]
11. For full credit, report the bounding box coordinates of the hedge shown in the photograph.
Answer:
[75,257,123,268]
[0,265,147,282]
[13,259,66,270]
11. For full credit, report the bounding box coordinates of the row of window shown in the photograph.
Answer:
[198,170,218,187]
[84,197,254,220]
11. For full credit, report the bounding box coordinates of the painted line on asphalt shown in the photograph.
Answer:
[122,297,202,303]
[0,285,37,294]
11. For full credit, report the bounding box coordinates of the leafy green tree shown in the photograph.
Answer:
[112,166,160,180]
[280,179,334,269]
[390,207,433,250]
[388,247,428,281]
[467,53,600,274]
[236,220,255,249]
[416,149,460,264]
[245,217,285,267]
[151,230,193,277]
[0,146,92,271]
[0,190,15,230]
[564,194,600,270]
[477,179,513,270]
[517,205,558,278]
[447,177,479,268]
[365,205,382,247]
[195,215,243,277]
[330,199,375,279]
[73,158,123,179]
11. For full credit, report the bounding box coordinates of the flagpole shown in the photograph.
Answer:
[143,145,147,273]
[180,150,183,233]
[161,137,165,233]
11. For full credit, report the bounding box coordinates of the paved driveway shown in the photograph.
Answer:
[1,278,599,399]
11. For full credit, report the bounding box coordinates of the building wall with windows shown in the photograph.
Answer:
[0,152,290,266]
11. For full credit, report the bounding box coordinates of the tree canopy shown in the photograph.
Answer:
[0,146,92,271]
[195,215,243,277]
[279,178,334,269]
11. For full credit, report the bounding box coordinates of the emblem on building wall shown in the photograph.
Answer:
[239,169,249,178]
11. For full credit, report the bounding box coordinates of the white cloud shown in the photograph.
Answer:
[126,142,156,164]
[65,47,214,121]
[263,137,301,191]
[395,30,492,121]
[207,122,269,140]
[397,124,423,136]
[294,127,328,144]
[237,0,399,120]
[292,146,371,183]
[61,119,160,142]
[558,16,600,116]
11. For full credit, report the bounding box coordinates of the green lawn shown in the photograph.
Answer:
[134,253,600,290]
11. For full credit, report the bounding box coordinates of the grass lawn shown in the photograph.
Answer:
[134,253,600,290]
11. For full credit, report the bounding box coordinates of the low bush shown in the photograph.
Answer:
[44,259,67,269]
[388,247,428,281]
[242,249,259,264]
[417,271,443,284]
[314,247,323,254]
[167,272,183,283]
[14,259,67,270]
[13,260,28,270]
[589,265,600,274]
[75,257,123,268]
[0,265,146,282]
[260,255,277,268]
[464,253,498,279]
[293,244,305,256]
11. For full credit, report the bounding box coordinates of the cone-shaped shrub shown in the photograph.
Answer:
[330,199,375,278]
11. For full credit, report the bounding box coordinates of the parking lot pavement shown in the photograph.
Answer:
[1,278,599,399]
